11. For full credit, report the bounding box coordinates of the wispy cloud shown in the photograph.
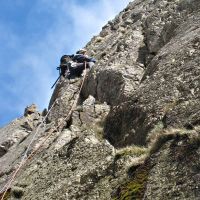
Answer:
[0,0,131,126]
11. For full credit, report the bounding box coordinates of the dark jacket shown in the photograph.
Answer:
[72,54,96,63]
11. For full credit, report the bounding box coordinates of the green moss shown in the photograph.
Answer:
[112,164,149,200]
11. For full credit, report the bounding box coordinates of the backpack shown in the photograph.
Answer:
[51,55,75,89]
[57,55,77,77]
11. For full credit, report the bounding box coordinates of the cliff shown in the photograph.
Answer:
[0,0,200,199]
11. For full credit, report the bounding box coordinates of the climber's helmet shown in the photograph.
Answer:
[76,48,87,54]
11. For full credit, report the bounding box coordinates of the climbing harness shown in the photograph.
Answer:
[0,62,87,200]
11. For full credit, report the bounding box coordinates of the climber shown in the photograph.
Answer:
[52,49,96,88]
[59,55,72,77]
[69,48,96,77]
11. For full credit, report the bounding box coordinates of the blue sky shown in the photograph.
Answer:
[0,0,131,127]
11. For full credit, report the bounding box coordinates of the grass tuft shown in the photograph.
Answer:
[147,125,200,155]
[116,145,147,157]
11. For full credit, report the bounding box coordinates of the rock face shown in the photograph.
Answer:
[0,0,200,199]
[112,128,200,200]
[101,0,200,147]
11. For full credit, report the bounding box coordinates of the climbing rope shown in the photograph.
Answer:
[0,99,57,199]
[0,62,87,200]
[58,62,87,128]
[0,101,57,192]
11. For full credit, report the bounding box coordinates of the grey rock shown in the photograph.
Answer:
[0,0,200,199]
[104,0,200,147]
[112,129,200,200]
[24,104,38,116]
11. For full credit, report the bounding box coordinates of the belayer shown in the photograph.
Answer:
[51,48,96,89]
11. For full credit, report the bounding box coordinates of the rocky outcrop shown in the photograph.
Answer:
[102,0,200,147]
[113,127,200,200]
[0,0,199,199]
[24,104,38,116]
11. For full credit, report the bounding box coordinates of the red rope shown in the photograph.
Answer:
[0,62,88,200]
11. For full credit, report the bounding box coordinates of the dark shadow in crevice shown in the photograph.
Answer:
[136,45,149,68]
